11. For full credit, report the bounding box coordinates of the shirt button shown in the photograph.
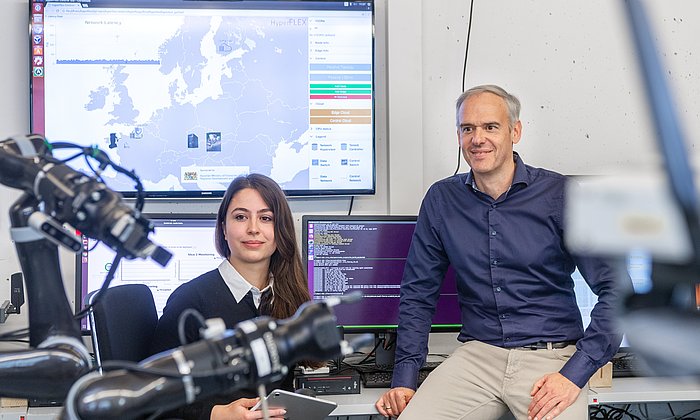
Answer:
[495,286,502,292]
[490,230,497,236]
[500,314,507,319]
[505,337,511,342]
[492,259,498,266]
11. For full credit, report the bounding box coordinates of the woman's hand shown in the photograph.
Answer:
[210,398,287,420]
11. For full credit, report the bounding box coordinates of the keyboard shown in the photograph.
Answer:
[361,362,440,388]
[612,355,642,378]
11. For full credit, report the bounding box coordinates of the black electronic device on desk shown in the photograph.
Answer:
[358,360,442,389]
[611,352,648,378]
[296,367,361,395]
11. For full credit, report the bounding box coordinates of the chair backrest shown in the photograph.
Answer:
[85,284,158,365]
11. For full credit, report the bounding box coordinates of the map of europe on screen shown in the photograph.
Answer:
[82,16,306,191]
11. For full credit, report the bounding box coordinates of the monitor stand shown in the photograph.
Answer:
[375,331,397,368]
[330,329,397,372]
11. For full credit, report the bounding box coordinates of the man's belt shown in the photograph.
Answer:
[517,340,577,350]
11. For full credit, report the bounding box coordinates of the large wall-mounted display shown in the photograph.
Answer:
[30,0,375,198]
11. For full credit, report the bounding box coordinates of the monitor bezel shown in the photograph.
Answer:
[301,214,462,333]
[74,212,218,334]
[30,0,377,198]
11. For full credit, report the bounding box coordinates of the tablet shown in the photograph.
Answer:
[250,389,337,420]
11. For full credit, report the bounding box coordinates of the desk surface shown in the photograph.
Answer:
[325,377,700,417]
[326,387,384,417]
[589,376,700,405]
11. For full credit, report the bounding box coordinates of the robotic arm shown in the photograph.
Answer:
[0,134,171,400]
[0,135,170,263]
[63,296,362,420]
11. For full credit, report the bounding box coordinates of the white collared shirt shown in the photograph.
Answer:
[217,259,273,309]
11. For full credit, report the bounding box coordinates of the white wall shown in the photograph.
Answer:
[2,0,700,348]
[387,0,700,207]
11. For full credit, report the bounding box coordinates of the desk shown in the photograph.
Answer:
[325,377,700,418]
[2,378,698,419]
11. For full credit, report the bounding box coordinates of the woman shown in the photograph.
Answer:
[150,173,312,420]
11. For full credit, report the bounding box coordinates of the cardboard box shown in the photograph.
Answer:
[0,397,27,408]
[588,362,613,388]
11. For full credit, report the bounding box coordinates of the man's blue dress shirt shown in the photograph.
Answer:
[391,153,631,389]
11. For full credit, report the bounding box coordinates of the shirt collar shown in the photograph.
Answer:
[465,152,529,190]
[218,259,274,308]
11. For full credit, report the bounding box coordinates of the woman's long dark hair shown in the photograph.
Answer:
[214,174,310,320]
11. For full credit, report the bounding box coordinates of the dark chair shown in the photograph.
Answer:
[85,284,158,366]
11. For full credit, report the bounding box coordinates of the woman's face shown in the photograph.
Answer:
[223,188,277,268]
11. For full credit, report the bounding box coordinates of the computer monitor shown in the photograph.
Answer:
[30,0,376,198]
[573,249,653,350]
[302,215,462,334]
[75,213,223,332]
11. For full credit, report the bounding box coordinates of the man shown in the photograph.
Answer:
[375,85,630,420]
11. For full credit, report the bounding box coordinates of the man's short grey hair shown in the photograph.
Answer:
[455,84,521,128]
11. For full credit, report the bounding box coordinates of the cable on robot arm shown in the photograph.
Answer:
[49,141,146,212]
